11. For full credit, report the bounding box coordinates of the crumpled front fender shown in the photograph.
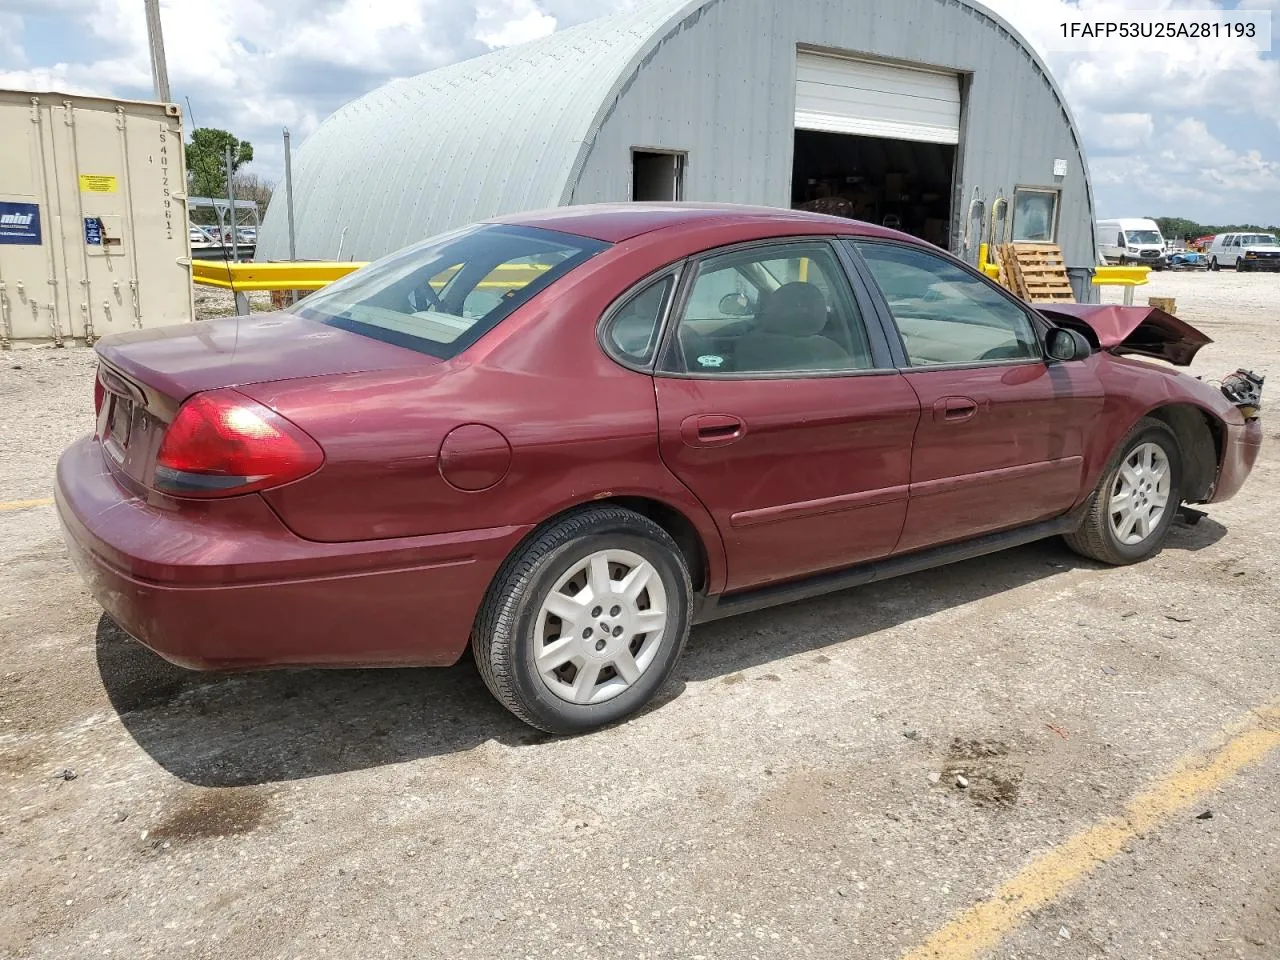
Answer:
[1036,304,1212,366]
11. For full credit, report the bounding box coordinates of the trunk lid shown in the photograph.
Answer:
[95,311,437,405]
[92,311,438,488]
[1036,303,1212,366]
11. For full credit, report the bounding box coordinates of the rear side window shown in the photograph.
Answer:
[294,224,608,358]
[665,242,874,375]
[602,274,675,366]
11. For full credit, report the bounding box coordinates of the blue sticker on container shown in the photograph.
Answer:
[84,217,103,245]
[0,201,41,245]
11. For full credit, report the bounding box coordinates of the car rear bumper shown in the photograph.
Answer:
[1208,418,1263,504]
[56,436,531,670]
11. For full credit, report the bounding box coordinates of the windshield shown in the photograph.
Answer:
[1124,230,1163,245]
[1244,234,1279,247]
[293,224,608,358]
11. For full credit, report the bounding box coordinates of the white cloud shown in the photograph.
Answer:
[1,0,1277,224]
[982,0,1280,126]
[475,0,557,47]
[1085,112,1155,152]
[0,13,27,65]
[981,0,1280,221]
[1088,117,1280,219]
[1160,119,1280,194]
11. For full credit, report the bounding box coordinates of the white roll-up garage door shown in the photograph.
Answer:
[794,52,961,145]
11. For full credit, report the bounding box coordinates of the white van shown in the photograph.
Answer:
[1205,232,1280,272]
[1096,218,1167,269]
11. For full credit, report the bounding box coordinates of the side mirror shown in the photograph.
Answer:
[718,292,753,317]
[1046,327,1092,363]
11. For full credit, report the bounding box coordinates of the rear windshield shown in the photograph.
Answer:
[293,224,608,358]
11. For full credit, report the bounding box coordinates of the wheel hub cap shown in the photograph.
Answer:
[1108,442,1172,546]
[534,549,669,705]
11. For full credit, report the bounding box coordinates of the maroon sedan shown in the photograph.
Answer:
[57,204,1263,732]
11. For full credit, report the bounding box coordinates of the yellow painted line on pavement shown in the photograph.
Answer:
[0,497,54,513]
[903,703,1280,960]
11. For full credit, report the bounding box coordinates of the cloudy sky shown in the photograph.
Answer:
[1,0,1277,225]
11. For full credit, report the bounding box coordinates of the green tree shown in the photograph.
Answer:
[1150,215,1279,242]
[186,128,254,200]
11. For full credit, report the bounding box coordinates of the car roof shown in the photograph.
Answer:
[488,202,906,244]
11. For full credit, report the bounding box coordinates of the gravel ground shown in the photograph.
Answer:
[192,287,274,320]
[1,270,1277,960]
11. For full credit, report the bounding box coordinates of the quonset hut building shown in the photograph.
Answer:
[258,0,1099,297]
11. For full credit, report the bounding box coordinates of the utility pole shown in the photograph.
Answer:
[226,143,248,315]
[283,128,297,261]
[144,0,172,103]
[283,127,299,303]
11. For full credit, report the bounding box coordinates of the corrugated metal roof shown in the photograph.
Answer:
[258,0,1094,265]
[257,0,692,261]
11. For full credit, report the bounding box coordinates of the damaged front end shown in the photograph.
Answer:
[1036,303,1212,366]
[1220,368,1264,421]
[1038,302,1265,421]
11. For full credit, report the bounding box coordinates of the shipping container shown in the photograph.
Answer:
[0,89,193,347]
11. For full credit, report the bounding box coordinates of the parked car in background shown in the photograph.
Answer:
[1096,218,1166,269]
[1206,232,1280,272]
[57,204,1263,733]
[1165,249,1207,271]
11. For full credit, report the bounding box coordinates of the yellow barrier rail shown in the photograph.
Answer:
[190,259,554,295]
[1092,264,1151,306]
[975,245,1153,305]
[191,260,366,292]
[1091,264,1151,287]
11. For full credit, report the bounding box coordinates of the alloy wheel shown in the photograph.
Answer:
[534,549,669,705]
[1108,442,1172,545]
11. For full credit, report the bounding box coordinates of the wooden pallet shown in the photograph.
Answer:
[998,242,1075,303]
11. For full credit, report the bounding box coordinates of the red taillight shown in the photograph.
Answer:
[154,389,323,498]
[93,371,106,419]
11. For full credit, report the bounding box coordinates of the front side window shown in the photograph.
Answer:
[294,224,608,358]
[853,241,1040,366]
[1011,188,1059,242]
[666,242,874,375]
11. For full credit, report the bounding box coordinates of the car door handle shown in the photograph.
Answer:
[934,397,979,423]
[680,414,745,447]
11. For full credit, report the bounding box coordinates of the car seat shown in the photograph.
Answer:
[733,282,850,372]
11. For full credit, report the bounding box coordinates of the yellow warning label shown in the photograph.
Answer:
[78,174,118,193]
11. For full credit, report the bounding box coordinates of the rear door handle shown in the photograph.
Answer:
[933,396,979,423]
[680,414,746,447]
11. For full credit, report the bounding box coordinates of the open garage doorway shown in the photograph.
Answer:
[791,51,961,248]
[791,131,956,246]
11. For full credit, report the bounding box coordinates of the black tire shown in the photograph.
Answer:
[1210,256,1219,272]
[471,506,692,734]
[1238,259,1250,273]
[1064,418,1183,565]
